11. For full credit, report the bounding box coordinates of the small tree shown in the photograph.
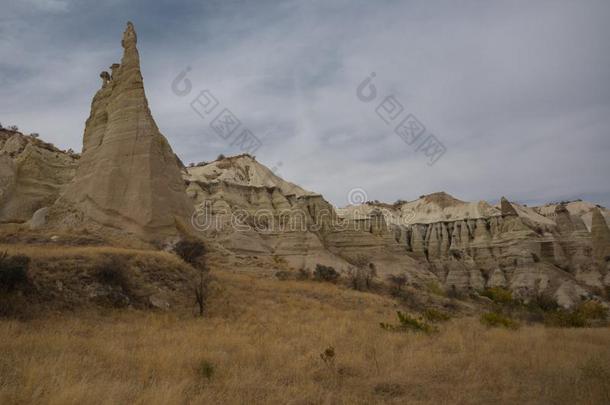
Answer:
[194,265,210,317]
[8,125,18,132]
[172,239,209,316]
[174,239,206,268]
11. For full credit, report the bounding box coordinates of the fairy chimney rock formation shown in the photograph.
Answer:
[591,207,610,263]
[60,22,191,238]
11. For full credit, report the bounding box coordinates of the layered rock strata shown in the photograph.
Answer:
[59,22,192,239]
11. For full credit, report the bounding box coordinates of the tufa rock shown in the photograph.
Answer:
[591,207,610,263]
[60,22,192,239]
[500,196,518,217]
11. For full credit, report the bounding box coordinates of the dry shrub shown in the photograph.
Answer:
[544,301,608,328]
[173,239,206,269]
[0,252,33,318]
[313,264,339,283]
[480,312,520,329]
[423,308,451,322]
[196,360,215,381]
[0,270,609,404]
[0,252,30,292]
[386,274,408,295]
[274,270,292,281]
[380,311,436,334]
[95,256,130,288]
[479,287,514,305]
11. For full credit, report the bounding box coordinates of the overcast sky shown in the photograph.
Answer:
[2,0,609,207]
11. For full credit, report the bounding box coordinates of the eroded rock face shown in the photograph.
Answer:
[59,22,192,239]
[591,208,610,263]
[340,193,610,307]
[185,155,436,283]
[0,129,78,223]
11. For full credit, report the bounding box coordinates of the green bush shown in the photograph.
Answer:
[544,301,608,328]
[480,287,514,305]
[544,310,587,328]
[423,308,451,322]
[425,281,446,297]
[480,312,520,329]
[577,300,608,320]
[527,293,559,312]
[380,311,437,333]
[314,264,339,283]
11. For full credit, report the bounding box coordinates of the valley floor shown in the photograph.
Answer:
[1,271,609,404]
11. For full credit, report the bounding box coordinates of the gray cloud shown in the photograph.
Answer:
[1,0,609,207]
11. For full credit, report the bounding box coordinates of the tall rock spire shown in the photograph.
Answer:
[61,22,191,239]
[591,207,610,263]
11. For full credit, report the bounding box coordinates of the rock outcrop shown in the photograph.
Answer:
[339,193,610,307]
[185,154,436,283]
[0,129,78,223]
[59,22,192,239]
[591,207,610,263]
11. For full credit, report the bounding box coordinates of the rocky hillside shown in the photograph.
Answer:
[1,23,608,309]
[186,154,313,198]
[185,154,433,284]
[339,193,610,307]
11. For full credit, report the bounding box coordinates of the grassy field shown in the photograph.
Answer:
[1,270,609,404]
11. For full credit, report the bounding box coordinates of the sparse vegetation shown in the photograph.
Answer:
[423,308,451,322]
[380,311,436,333]
[425,281,446,296]
[480,311,520,329]
[544,301,608,328]
[479,287,514,305]
[0,269,609,403]
[196,360,215,381]
[173,240,210,317]
[319,346,336,370]
[94,255,130,288]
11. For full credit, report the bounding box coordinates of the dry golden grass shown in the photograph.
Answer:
[1,270,609,404]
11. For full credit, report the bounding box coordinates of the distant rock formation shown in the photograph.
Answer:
[591,207,610,263]
[339,192,610,307]
[185,154,436,284]
[59,22,192,239]
[500,196,518,217]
